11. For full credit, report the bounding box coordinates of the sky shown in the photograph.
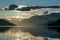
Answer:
[0,0,60,8]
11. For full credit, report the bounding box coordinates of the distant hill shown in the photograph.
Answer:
[0,19,15,32]
[48,19,60,32]
[47,13,60,33]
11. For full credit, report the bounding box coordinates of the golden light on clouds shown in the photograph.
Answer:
[15,16,20,18]
[7,18,12,20]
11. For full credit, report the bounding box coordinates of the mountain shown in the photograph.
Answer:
[16,13,60,38]
[0,19,15,32]
[18,13,60,26]
[48,19,60,32]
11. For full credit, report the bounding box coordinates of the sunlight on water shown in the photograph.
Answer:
[15,39,20,40]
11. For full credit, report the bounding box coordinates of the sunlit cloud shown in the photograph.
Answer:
[18,5,27,8]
